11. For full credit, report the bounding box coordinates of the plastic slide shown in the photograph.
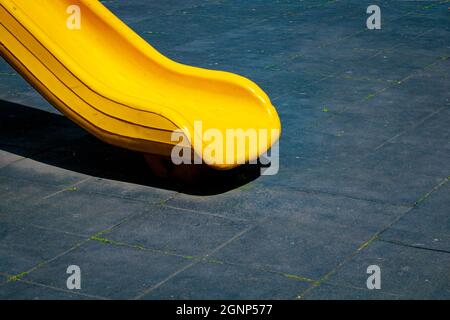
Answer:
[0,0,281,170]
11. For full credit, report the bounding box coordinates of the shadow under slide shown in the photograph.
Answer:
[0,99,262,195]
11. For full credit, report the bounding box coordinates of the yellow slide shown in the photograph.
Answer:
[0,0,280,170]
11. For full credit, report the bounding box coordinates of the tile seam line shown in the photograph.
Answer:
[42,176,93,200]
[162,182,412,223]
[85,196,252,254]
[337,53,448,115]
[200,257,318,284]
[277,28,441,127]
[5,203,153,284]
[16,278,109,300]
[0,255,324,292]
[297,209,412,298]
[86,222,364,288]
[132,225,256,300]
[298,281,404,299]
[65,188,178,206]
[317,5,442,49]
[0,172,71,188]
[161,203,250,223]
[264,182,414,208]
[89,235,199,260]
[87,229,317,285]
[168,0,421,69]
[0,170,176,205]
[372,105,449,152]
[5,237,90,284]
[0,220,87,239]
[296,175,449,299]
[378,239,450,255]
[298,54,450,178]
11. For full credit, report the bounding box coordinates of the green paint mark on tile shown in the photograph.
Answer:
[358,234,379,251]
[364,93,375,101]
[6,262,45,282]
[90,235,116,245]
[283,273,318,284]
[7,272,28,282]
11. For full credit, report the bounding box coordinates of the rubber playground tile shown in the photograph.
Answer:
[160,48,222,73]
[399,66,450,104]
[394,108,450,151]
[302,111,414,142]
[217,219,365,280]
[132,13,242,53]
[0,150,23,169]
[337,97,436,127]
[281,116,411,163]
[0,221,84,275]
[326,241,450,299]
[413,1,450,16]
[279,130,379,164]
[0,281,91,300]
[392,31,450,58]
[380,182,450,252]
[284,56,349,84]
[245,70,326,100]
[349,21,433,50]
[143,261,310,300]
[104,0,211,31]
[75,178,175,205]
[262,160,444,206]
[343,70,450,115]
[167,184,295,223]
[0,175,61,215]
[361,141,450,178]
[170,0,284,22]
[103,0,203,18]
[9,189,152,236]
[308,77,390,107]
[169,178,409,228]
[272,92,334,123]
[24,240,191,299]
[211,216,388,280]
[104,205,250,256]
[210,24,309,59]
[0,273,8,283]
[278,131,376,171]
[344,48,441,83]
[0,158,89,189]
[382,229,450,256]
[301,283,402,300]
[326,0,424,20]
[264,0,382,37]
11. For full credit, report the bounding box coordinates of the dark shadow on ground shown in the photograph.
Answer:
[0,99,262,195]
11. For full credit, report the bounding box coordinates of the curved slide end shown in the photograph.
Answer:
[172,70,282,170]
